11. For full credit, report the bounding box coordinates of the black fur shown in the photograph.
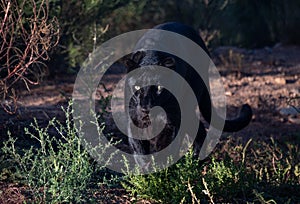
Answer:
[125,22,252,164]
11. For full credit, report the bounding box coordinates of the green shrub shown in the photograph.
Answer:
[122,150,204,203]
[122,136,300,203]
[1,102,111,203]
[203,157,251,201]
[122,148,252,203]
[48,0,132,71]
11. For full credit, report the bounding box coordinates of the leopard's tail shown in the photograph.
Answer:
[199,89,253,132]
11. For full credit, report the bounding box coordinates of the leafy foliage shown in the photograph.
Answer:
[122,151,203,203]
[1,102,113,203]
[48,0,131,71]
[106,0,300,48]
[123,137,300,203]
[2,0,300,82]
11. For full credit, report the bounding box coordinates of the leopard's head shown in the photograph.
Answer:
[124,51,181,154]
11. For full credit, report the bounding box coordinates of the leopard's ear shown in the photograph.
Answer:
[162,57,176,69]
[125,51,145,72]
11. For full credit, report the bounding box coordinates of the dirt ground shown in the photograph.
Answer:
[213,45,300,141]
[1,44,300,141]
[0,45,300,202]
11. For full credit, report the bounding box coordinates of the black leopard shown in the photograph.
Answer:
[124,22,252,168]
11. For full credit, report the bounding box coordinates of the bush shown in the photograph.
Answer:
[1,102,112,203]
[47,0,132,71]
[0,0,59,112]
[122,150,204,203]
[122,137,300,203]
[106,0,300,48]
[122,152,251,203]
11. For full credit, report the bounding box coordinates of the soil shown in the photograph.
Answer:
[0,45,300,202]
[1,45,300,140]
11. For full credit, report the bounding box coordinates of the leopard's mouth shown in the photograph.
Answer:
[130,113,152,129]
[141,114,151,128]
[142,114,150,121]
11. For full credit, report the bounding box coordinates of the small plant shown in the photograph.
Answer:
[0,0,59,112]
[1,102,113,203]
[122,149,251,203]
[218,49,245,77]
[203,157,251,201]
[122,150,205,203]
[123,136,300,203]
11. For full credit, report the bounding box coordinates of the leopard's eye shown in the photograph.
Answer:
[134,85,141,91]
[157,85,162,91]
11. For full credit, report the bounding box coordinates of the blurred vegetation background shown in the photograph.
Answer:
[1,0,300,92]
[47,0,300,72]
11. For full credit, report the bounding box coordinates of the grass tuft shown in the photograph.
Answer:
[1,101,114,203]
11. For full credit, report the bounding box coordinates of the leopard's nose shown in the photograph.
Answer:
[140,108,150,114]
